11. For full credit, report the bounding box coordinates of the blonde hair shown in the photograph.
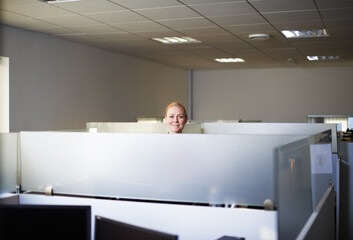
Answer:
[165,101,188,120]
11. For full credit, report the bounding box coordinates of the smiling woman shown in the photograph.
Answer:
[164,102,188,134]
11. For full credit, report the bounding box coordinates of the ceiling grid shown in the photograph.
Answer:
[0,0,352,69]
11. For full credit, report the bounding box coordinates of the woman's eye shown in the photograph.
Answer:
[178,115,184,119]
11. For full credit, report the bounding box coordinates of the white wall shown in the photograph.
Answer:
[0,25,188,132]
[193,67,353,122]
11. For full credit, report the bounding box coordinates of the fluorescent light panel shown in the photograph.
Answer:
[307,56,339,61]
[281,29,329,38]
[214,58,245,63]
[152,36,201,44]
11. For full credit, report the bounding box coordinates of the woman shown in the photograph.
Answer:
[165,102,188,134]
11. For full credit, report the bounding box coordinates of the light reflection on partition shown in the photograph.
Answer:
[20,132,308,207]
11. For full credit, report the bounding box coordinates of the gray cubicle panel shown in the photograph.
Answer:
[339,141,353,240]
[0,133,18,194]
[19,131,307,207]
[296,187,335,240]
[0,193,19,205]
[275,131,333,240]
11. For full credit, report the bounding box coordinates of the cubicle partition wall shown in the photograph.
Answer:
[19,131,307,206]
[275,131,333,240]
[202,122,337,152]
[0,123,337,240]
[0,133,18,194]
[86,122,203,134]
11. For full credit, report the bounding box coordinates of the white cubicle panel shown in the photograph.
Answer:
[20,132,307,207]
[19,194,278,240]
[86,122,202,134]
[0,133,18,194]
[202,122,337,152]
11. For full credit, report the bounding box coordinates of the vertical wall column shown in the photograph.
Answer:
[0,56,9,133]
[187,70,193,120]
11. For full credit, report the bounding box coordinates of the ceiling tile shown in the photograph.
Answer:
[157,17,216,29]
[38,14,99,27]
[68,24,119,34]
[111,21,169,32]
[0,10,57,29]
[315,0,353,9]
[33,27,79,35]
[248,0,316,12]
[109,0,182,9]
[178,27,229,37]
[320,8,353,21]
[0,9,31,22]
[83,10,148,23]
[244,39,293,49]
[133,30,182,38]
[271,20,325,30]
[288,37,332,44]
[324,19,353,28]
[89,32,138,41]
[188,2,256,16]
[180,0,244,4]
[196,33,243,44]
[50,0,126,14]
[134,6,200,20]
[225,23,276,34]
[262,10,321,23]
[4,3,73,18]
[217,45,255,53]
[0,0,42,8]
[326,28,353,37]
[209,13,267,26]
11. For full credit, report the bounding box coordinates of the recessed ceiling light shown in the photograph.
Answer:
[214,58,245,63]
[152,36,201,44]
[281,29,329,38]
[307,56,340,61]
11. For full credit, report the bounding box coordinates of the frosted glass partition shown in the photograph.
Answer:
[0,133,18,194]
[86,122,202,134]
[21,132,307,206]
[275,131,332,240]
[202,122,337,152]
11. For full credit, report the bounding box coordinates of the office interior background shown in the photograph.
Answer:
[1,0,353,132]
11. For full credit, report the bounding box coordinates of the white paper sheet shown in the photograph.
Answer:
[310,144,333,174]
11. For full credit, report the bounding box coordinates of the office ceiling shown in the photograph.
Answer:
[1,0,353,69]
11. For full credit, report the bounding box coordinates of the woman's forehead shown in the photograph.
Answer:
[167,106,185,114]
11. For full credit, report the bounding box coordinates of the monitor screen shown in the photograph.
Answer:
[0,204,91,240]
[95,216,178,240]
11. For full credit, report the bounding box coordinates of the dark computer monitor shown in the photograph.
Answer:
[0,204,91,240]
[95,215,178,240]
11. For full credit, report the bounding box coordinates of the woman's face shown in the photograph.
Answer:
[165,106,187,133]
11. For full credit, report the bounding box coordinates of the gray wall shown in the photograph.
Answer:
[0,25,188,132]
[2,24,353,130]
[192,67,353,122]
